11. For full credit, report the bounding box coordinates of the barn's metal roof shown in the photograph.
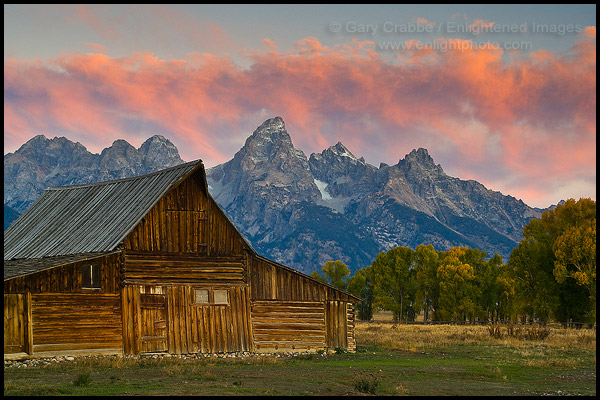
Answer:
[4,160,202,260]
[3,252,118,280]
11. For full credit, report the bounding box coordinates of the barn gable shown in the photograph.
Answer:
[121,163,252,258]
[4,159,358,359]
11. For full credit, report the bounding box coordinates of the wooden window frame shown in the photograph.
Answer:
[194,288,210,304]
[192,288,229,306]
[81,264,101,290]
[213,289,229,305]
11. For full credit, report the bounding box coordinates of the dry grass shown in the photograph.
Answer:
[544,326,597,349]
[356,312,596,353]
[357,322,490,351]
[523,358,581,368]
[45,352,281,383]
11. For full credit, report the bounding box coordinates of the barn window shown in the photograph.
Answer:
[194,288,229,305]
[195,289,209,304]
[81,264,101,289]
[213,289,229,304]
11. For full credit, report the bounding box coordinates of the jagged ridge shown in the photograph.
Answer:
[206,117,543,273]
[5,118,545,274]
[4,134,184,214]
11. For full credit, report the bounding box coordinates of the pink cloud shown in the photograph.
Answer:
[416,17,436,27]
[262,38,278,51]
[469,19,496,30]
[581,26,596,38]
[3,33,596,208]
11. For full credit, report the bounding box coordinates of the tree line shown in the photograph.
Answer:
[311,198,596,324]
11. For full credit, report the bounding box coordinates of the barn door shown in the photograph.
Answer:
[140,293,168,353]
[4,294,26,354]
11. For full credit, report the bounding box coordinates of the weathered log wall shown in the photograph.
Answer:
[31,293,122,353]
[251,300,326,352]
[4,254,122,357]
[122,252,247,286]
[248,256,357,352]
[10,293,123,355]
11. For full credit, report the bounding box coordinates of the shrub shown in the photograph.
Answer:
[487,323,550,341]
[73,373,90,386]
[521,325,550,340]
[353,372,380,395]
[487,324,503,338]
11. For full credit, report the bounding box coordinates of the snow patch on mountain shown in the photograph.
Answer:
[314,179,332,200]
[313,178,351,213]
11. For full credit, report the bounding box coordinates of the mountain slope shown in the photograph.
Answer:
[4,204,20,230]
[332,148,540,258]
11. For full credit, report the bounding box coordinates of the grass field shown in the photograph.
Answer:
[4,313,596,396]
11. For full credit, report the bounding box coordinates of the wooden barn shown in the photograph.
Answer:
[4,160,358,359]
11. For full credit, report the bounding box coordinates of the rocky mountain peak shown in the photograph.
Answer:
[398,148,444,175]
[206,117,321,240]
[19,134,49,150]
[258,116,286,131]
[7,135,93,173]
[139,134,170,148]
[329,141,357,159]
[138,135,184,169]
[234,117,307,171]
[245,116,290,146]
[14,135,83,156]
[404,147,434,164]
[309,140,374,182]
[109,138,134,150]
[100,139,139,160]
[30,134,48,142]
[97,140,142,180]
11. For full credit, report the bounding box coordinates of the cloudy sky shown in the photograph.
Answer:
[4,4,596,208]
